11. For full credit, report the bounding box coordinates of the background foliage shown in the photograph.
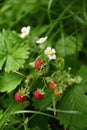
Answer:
[0,0,87,130]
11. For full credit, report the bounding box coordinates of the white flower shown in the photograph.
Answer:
[44,47,56,60]
[20,26,30,38]
[36,36,47,44]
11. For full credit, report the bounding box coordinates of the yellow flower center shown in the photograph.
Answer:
[22,29,27,34]
[48,50,54,55]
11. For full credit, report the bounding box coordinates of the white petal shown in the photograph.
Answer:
[36,36,47,44]
[48,54,56,60]
[26,26,30,34]
[52,49,56,53]
[20,33,26,38]
[52,54,56,59]
[43,36,48,41]
[46,47,51,51]
[44,47,51,54]
[36,40,41,44]
[48,55,53,60]
[21,26,30,35]
[27,26,31,30]
[44,49,48,54]
[21,27,26,32]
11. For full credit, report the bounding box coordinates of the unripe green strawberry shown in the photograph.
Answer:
[54,90,61,97]
[53,87,63,97]
[68,78,75,85]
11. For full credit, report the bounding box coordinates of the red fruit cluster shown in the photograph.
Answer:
[34,58,45,71]
[48,81,57,90]
[33,90,43,100]
[48,81,62,97]
[14,92,27,103]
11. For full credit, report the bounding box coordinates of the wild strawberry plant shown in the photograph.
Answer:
[0,26,86,130]
[0,1,87,130]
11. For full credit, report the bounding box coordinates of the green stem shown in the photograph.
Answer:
[13,70,26,77]
[11,110,55,119]
[52,94,56,116]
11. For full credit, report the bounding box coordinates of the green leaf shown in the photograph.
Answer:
[0,100,29,129]
[56,36,82,57]
[0,29,29,72]
[77,66,87,92]
[0,110,3,120]
[0,72,23,92]
[57,86,87,130]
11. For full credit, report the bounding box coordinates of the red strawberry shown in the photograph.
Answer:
[34,58,46,71]
[33,90,44,100]
[48,81,57,90]
[14,92,27,103]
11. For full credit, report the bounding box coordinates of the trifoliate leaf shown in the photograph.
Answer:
[57,86,87,130]
[0,29,29,72]
[56,36,82,57]
[0,72,23,92]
